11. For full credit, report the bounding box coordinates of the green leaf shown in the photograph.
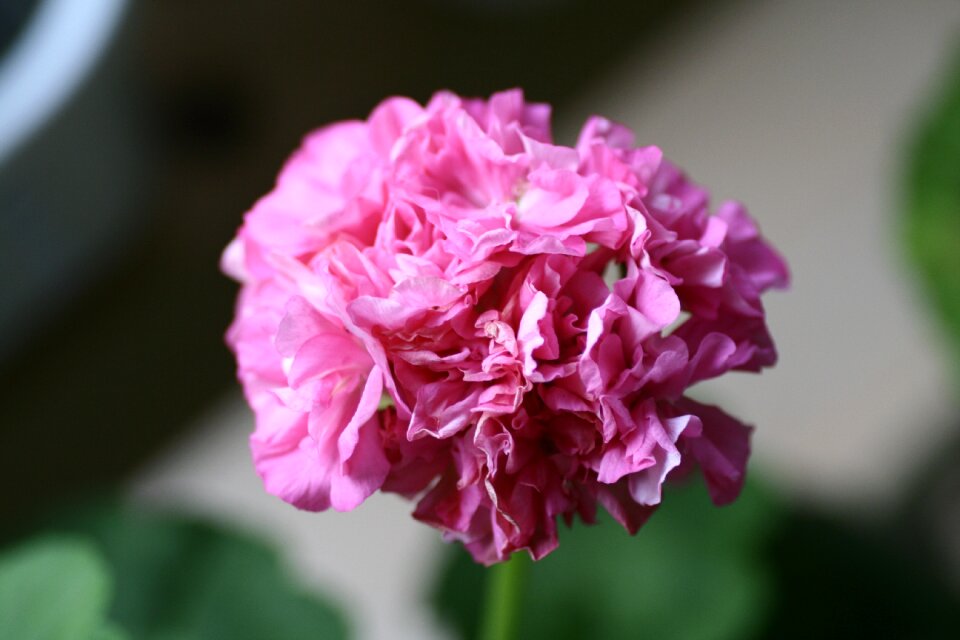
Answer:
[432,478,778,640]
[88,624,131,640]
[0,536,123,640]
[45,503,349,640]
[904,44,960,380]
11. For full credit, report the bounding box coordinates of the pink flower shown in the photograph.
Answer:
[224,90,788,564]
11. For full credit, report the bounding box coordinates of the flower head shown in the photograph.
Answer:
[223,89,788,564]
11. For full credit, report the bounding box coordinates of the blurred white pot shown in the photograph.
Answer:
[0,0,144,362]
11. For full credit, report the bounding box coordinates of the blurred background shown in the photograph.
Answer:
[1,0,960,638]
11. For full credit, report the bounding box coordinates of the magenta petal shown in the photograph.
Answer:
[716,201,790,292]
[626,413,697,506]
[596,480,657,535]
[250,392,333,512]
[367,97,424,157]
[517,291,549,377]
[336,365,384,461]
[331,368,389,510]
[408,380,484,440]
[677,398,752,505]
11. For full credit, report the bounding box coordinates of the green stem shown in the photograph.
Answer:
[479,552,529,640]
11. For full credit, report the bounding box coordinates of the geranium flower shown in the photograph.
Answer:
[223,89,788,564]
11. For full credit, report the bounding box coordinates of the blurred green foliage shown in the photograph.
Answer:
[905,44,960,382]
[433,479,775,640]
[0,537,127,640]
[431,478,960,639]
[0,503,348,640]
